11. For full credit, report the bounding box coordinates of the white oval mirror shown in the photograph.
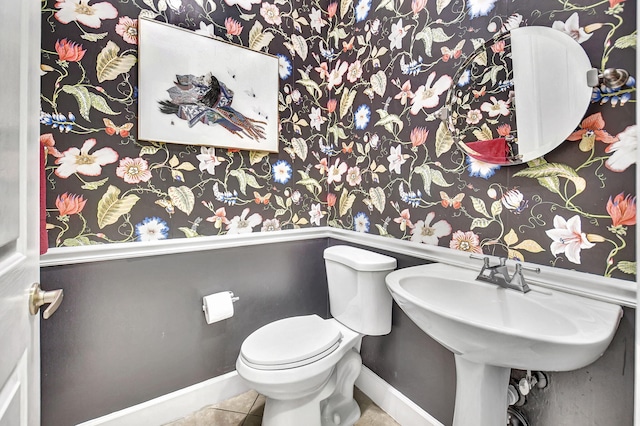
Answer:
[444,26,593,165]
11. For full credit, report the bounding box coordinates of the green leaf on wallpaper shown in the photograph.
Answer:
[470,217,491,229]
[490,200,502,217]
[249,21,274,51]
[249,150,270,165]
[617,261,636,275]
[80,32,108,42]
[230,169,249,195]
[374,111,403,134]
[436,0,452,14]
[414,165,433,196]
[614,34,636,50]
[435,121,454,157]
[81,177,109,190]
[369,187,386,213]
[239,13,256,21]
[504,229,518,246]
[429,168,452,188]
[89,93,119,116]
[340,89,356,119]
[96,41,136,83]
[340,0,354,17]
[508,249,524,262]
[275,195,286,209]
[140,145,160,157]
[168,186,195,215]
[61,85,91,121]
[290,138,308,161]
[296,171,322,194]
[296,70,321,98]
[291,34,308,61]
[470,196,490,218]
[96,185,140,229]
[176,162,196,171]
[375,224,390,237]
[512,240,545,253]
[245,173,262,190]
[328,125,348,142]
[370,71,387,97]
[513,163,585,194]
[473,123,493,141]
[62,236,101,246]
[339,189,356,217]
[415,27,435,57]
[375,0,393,12]
[274,209,287,217]
[178,227,200,238]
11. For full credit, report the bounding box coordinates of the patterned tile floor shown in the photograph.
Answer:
[164,387,400,426]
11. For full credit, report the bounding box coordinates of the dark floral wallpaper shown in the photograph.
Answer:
[41,0,636,280]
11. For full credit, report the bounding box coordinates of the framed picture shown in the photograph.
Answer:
[138,18,279,152]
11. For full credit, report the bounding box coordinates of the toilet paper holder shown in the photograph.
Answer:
[202,291,239,324]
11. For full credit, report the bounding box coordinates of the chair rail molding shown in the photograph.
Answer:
[40,227,636,308]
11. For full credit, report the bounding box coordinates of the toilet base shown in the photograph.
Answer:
[261,349,363,426]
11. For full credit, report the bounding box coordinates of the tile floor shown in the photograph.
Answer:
[164,387,400,426]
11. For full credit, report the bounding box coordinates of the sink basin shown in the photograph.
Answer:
[385,263,622,426]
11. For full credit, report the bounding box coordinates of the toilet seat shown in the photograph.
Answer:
[240,315,342,370]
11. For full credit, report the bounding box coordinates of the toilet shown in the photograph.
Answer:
[236,245,397,426]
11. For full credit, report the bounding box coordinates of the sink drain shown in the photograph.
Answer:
[507,406,529,426]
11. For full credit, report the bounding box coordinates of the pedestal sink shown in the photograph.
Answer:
[385,263,623,426]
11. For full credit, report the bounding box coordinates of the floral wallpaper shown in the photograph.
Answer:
[41,0,636,280]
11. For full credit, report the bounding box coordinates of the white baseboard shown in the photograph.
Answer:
[77,368,442,426]
[76,371,249,426]
[356,366,445,426]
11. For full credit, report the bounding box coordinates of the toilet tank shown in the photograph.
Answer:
[323,245,397,335]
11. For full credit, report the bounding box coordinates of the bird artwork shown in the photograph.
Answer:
[158,72,267,141]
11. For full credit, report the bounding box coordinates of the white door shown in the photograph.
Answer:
[0,0,43,425]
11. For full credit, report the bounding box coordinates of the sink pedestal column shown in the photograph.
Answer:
[452,355,510,426]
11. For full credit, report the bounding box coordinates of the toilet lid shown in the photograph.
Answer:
[240,315,342,370]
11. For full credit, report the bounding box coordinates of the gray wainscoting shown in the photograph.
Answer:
[41,238,634,426]
[40,239,330,426]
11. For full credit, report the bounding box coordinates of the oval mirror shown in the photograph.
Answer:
[444,26,593,165]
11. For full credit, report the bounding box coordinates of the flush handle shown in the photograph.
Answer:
[29,283,63,319]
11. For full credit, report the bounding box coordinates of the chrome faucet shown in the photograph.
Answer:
[471,256,538,293]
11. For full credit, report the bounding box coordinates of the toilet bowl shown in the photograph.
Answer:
[236,246,397,426]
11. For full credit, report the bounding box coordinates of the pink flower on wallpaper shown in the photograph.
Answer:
[394,209,413,232]
[54,0,118,29]
[449,230,482,253]
[346,166,362,186]
[411,0,427,16]
[55,39,86,62]
[116,157,152,184]
[327,2,338,18]
[410,127,429,148]
[206,207,230,229]
[394,80,414,106]
[567,112,617,152]
[410,72,452,115]
[347,60,363,83]
[260,3,282,25]
[225,17,243,36]
[546,215,595,264]
[607,192,636,227]
[552,12,592,44]
[40,133,62,158]
[115,16,138,45]
[56,193,87,216]
[54,138,118,178]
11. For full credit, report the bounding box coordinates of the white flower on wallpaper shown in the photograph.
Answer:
[546,215,595,264]
[467,0,499,18]
[410,72,452,115]
[55,139,118,178]
[54,0,118,28]
[227,208,263,234]
[197,147,223,175]
[552,12,593,43]
[410,212,452,245]
[606,125,637,172]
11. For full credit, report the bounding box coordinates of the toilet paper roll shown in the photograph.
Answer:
[203,291,237,324]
